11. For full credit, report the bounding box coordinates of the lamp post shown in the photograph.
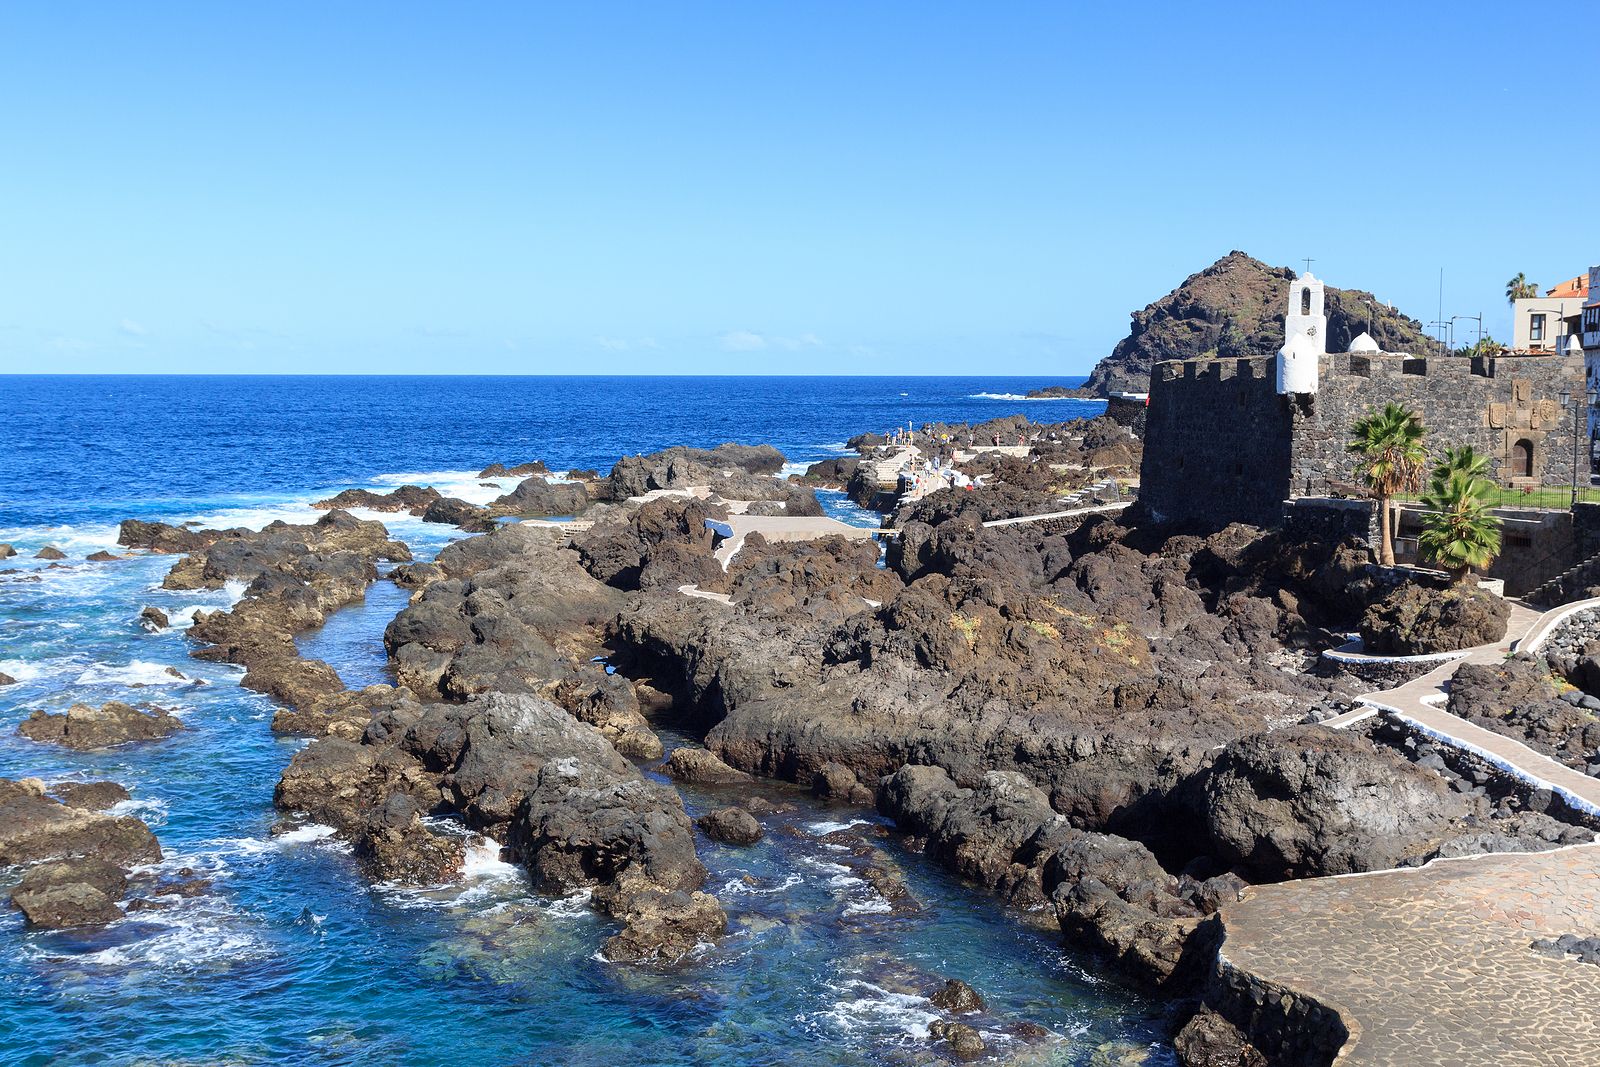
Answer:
[1559,387,1598,506]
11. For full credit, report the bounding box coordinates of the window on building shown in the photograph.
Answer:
[1300,287,1311,315]
[1531,314,1546,342]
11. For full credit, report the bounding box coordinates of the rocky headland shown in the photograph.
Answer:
[1057,252,1436,397]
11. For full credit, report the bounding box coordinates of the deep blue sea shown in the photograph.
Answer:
[0,376,1176,1066]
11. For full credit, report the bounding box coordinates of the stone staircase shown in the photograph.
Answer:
[1527,549,1600,608]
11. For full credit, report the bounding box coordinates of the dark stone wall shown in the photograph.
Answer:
[1282,497,1375,545]
[1139,350,1585,532]
[1394,506,1575,596]
[1290,352,1586,496]
[1137,357,1292,529]
[1104,395,1148,437]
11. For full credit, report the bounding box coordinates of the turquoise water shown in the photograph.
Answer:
[0,376,1173,1065]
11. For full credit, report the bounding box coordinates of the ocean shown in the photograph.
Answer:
[0,375,1175,1066]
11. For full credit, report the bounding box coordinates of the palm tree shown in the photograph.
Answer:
[1456,336,1503,360]
[1432,444,1491,485]
[1506,273,1539,303]
[1418,467,1502,584]
[1349,403,1428,566]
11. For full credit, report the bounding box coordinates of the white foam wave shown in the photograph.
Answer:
[73,660,197,688]
[812,980,939,1040]
[807,818,871,835]
[841,894,893,917]
[59,908,270,972]
[108,796,170,826]
[967,391,1076,401]
[369,469,523,507]
[273,824,339,846]
[0,523,122,557]
[718,873,803,897]
[779,462,810,481]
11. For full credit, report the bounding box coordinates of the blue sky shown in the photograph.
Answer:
[1,2,1594,375]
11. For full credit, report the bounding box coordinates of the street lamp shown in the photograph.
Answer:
[1559,387,1599,505]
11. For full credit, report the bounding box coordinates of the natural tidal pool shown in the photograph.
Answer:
[1,375,1174,1065]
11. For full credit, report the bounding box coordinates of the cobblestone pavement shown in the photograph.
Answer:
[1221,842,1600,1065]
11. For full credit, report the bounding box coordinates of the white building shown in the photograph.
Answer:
[1276,270,1325,395]
[1513,274,1587,353]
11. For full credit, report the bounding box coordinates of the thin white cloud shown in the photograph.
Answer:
[720,330,768,352]
[595,336,631,351]
[721,330,825,352]
[118,318,147,337]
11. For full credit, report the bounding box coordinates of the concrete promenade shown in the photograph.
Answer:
[704,514,878,568]
[1218,595,1600,1064]
[1220,842,1600,1065]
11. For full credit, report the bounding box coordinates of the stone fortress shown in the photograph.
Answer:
[1139,270,1587,531]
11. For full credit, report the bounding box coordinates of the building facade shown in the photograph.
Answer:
[1512,274,1587,353]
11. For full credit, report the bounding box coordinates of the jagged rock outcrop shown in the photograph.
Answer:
[1080,252,1434,396]
[1199,726,1470,879]
[311,485,441,514]
[1360,583,1509,655]
[486,477,591,518]
[1448,656,1600,773]
[18,701,184,750]
[2,778,162,927]
[165,510,409,720]
[384,523,659,757]
[276,693,723,959]
[600,443,786,501]
[573,497,726,592]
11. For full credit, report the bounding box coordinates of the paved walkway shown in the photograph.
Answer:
[1323,596,1600,816]
[1220,843,1600,1065]
[980,500,1131,529]
[1218,596,1600,1063]
[703,515,879,568]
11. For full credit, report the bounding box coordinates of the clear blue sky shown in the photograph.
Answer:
[1,2,1593,375]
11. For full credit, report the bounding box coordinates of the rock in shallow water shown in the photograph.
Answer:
[10,858,129,928]
[696,807,762,846]
[18,701,184,750]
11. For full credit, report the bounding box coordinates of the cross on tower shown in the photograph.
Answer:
[1302,257,1315,274]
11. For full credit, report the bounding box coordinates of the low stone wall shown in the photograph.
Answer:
[1207,947,1353,1067]
[1526,605,1600,658]
[1316,636,1461,688]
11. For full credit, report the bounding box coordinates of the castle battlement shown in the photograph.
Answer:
[1139,278,1587,531]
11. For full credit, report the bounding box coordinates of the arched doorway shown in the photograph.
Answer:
[1513,438,1534,478]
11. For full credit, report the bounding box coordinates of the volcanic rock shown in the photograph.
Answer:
[10,858,130,928]
[1200,725,1470,879]
[139,605,171,631]
[19,701,184,750]
[929,978,985,1013]
[34,545,66,560]
[696,807,762,846]
[1360,582,1509,655]
[0,778,161,868]
[421,496,492,529]
[662,747,753,785]
[486,476,590,518]
[1080,251,1435,396]
[51,781,132,810]
[312,485,441,514]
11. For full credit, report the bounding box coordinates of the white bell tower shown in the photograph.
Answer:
[1277,271,1325,395]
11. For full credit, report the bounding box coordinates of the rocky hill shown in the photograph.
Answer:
[1076,251,1436,396]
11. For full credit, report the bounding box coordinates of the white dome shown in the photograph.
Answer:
[1348,331,1380,353]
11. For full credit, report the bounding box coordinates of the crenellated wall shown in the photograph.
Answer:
[1138,350,1586,531]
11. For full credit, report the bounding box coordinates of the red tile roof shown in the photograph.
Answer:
[1545,275,1589,299]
